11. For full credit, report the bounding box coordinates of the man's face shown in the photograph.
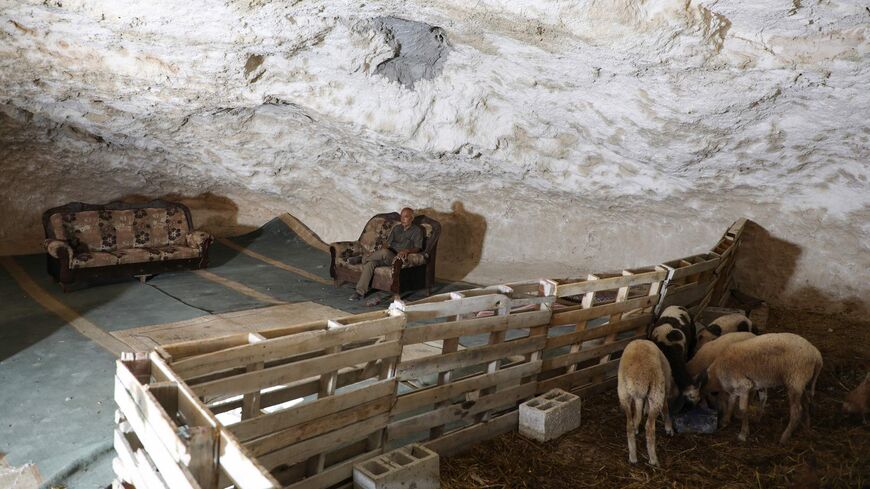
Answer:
[400,209,413,228]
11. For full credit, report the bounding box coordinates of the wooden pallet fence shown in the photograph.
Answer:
[387,286,552,455]
[540,268,664,395]
[113,219,749,489]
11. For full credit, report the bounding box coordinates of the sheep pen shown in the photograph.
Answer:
[441,307,869,489]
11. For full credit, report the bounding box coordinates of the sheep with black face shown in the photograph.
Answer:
[696,312,759,351]
[649,306,701,409]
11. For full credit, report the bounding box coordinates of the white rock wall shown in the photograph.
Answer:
[1,0,868,315]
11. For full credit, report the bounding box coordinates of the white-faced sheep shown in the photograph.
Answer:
[618,339,674,466]
[842,373,869,423]
[701,332,822,443]
[687,332,763,410]
[696,312,758,351]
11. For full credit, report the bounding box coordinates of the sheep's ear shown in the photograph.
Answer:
[695,370,708,390]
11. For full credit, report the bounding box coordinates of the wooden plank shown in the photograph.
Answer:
[257,413,390,470]
[402,310,550,345]
[172,315,404,379]
[115,362,188,462]
[661,280,715,308]
[545,314,652,350]
[231,379,396,442]
[555,270,667,298]
[424,410,518,457]
[387,382,535,440]
[113,377,200,489]
[147,353,280,489]
[192,341,402,399]
[396,337,546,381]
[549,295,655,326]
[394,361,541,415]
[283,449,380,489]
[537,359,620,394]
[398,294,510,320]
[541,337,636,372]
[114,428,168,489]
[247,396,393,457]
[187,427,218,489]
[668,256,720,280]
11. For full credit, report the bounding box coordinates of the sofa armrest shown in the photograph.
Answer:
[399,252,427,268]
[330,241,362,260]
[43,239,74,259]
[186,231,213,250]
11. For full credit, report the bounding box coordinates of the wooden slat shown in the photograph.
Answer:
[402,310,550,345]
[537,359,620,394]
[541,337,636,372]
[545,314,652,350]
[283,449,380,489]
[387,382,535,440]
[114,428,168,489]
[396,337,546,381]
[114,377,200,489]
[192,341,401,399]
[668,256,720,280]
[247,396,393,457]
[661,280,715,308]
[555,270,666,297]
[549,295,655,326]
[394,361,541,415]
[231,379,397,442]
[147,353,280,489]
[398,294,510,320]
[424,410,518,457]
[257,413,390,470]
[115,362,189,462]
[173,315,404,379]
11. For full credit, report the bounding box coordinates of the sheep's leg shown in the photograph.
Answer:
[721,393,737,428]
[661,395,674,436]
[633,397,644,435]
[645,403,659,466]
[738,392,751,442]
[625,403,638,464]
[758,389,768,416]
[780,388,803,444]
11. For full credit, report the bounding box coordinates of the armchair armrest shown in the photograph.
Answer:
[399,252,427,268]
[185,231,213,250]
[330,241,362,260]
[43,239,74,259]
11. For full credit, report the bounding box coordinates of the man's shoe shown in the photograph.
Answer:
[348,292,363,301]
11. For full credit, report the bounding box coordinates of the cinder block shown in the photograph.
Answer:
[674,406,718,434]
[519,388,581,442]
[353,443,439,489]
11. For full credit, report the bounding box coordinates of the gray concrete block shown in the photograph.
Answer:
[519,388,581,442]
[353,443,439,489]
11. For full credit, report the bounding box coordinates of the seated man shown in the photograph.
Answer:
[349,207,423,301]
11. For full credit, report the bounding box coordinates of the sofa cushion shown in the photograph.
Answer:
[113,247,165,264]
[358,217,398,254]
[71,251,119,269]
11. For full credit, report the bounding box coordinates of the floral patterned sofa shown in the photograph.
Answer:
[330,212,441,296]
[42,200,213,290]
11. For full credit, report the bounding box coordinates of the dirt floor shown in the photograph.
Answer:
[441,308,869,488]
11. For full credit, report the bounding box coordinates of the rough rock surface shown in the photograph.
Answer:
[0,0,867,315]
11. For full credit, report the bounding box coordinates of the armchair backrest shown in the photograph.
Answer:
[43,200,193,252]
[357,212,441,257]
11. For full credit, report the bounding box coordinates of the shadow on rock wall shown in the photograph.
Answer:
[419,202,487,282]
[734,220,867,318]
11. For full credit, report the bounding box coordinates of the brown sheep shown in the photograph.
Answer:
[687,332,765,411]
[696,312,758,351]
[702,333,822,443]
[618,339,674,466]
[842,373,870,423]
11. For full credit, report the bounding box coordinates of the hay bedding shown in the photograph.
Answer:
[441,308,869,488]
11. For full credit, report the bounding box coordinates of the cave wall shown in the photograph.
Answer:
[1,0,867,316]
